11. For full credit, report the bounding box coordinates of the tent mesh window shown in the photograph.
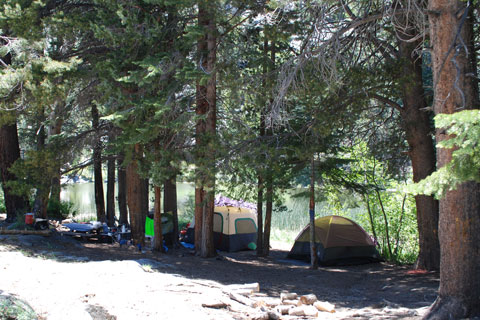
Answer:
[213,212,223,233]
[235,218,257,234]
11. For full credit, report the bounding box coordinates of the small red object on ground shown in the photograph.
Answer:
[25,213,34,225]
[406,269,428,275]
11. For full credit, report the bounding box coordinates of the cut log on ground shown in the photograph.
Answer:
[201,300,230,309]
[299,294,317,305]
[282,299,300,306]
[251,312,269,320]
[288,306,306,316]
[231,289,254,296]
[266,311,280,320]
[280,292,297,301]
[226,282,260,292]
[288,305,318,317]
[276,305,292,315]
[314,300,335,313]
[304,305,318,316]
[229,291,258,308]
[262,298,281,307]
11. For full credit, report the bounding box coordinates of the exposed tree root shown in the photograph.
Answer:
[424,296,472,320]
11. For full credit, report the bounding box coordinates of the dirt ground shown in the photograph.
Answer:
[0,230,439,320]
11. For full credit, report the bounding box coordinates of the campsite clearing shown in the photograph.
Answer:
[0,233,438,319]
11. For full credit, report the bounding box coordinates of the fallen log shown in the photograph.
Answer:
[288,306,305,316]
[280,292,297,301]
[201,301,230,309]
[266,311,280,320]
[231,289,254,296]
[229,291,258,308]
[314,300,336,313]
[226,282,260,293]
[282,299,300,306]
[304,305,319,317]
[251,312,269,320]
[288,305,318,317]
[0,229,51,236]
[299,294,317,305]
[276,305,292,315]
[263,298,281,307]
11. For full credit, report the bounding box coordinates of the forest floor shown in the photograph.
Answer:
[0,227,439,319]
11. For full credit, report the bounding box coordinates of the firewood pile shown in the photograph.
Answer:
[202,282,335,319]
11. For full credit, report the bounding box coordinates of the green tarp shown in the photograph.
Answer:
[145,214,173,237]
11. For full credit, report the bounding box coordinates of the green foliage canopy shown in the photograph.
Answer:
[410,110,480,198]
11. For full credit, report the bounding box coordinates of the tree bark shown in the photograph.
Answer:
[194,187,204,250]
[256,177,264,256]
[0,120,27,221]
[106,156,115,227]
[126,144,146,247]
[396,25,440,271]
[153,185,164,252]
[141,177,149,217]
[0,37,27,221]
[194,1,217,258]
[48,109,63,205]
[92,104,105,222]
[309,156,318,269]
[263,179,273,256]
[262,37,276,257]
[256,37,268,257]
[117,154,128,226]
[33,119,49,219]
[425,1,480,318]
[164,174,179,247]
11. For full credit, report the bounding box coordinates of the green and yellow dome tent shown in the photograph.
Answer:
[287,215,381,266]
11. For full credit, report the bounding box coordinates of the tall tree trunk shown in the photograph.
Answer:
[164,174,179,247]
[0,37,27,221]
[194,2,217,258]
[426,1,480,318]
[141,178,149,216]
[262,37,276,257]
[0,120,27,222]
[48,110,63,205]
[194,188,204,250]
[263,179,273,256]
[256,177,264,256]
[309,156,318,269]
[117,154,128,226]
[153,185,164,252]
[92,104,105,222]
[396,19,440,271]
[50,174,61,204]
[33,119,49,219]
[126,144,145,247]
[106,156,115,227]
[256,37,268,257]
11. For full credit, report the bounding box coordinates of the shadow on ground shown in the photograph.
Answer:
[0,232,439,312]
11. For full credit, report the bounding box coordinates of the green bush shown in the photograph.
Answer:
[0,189,6,213]
[47,200,77,220]
[0,295,37,320]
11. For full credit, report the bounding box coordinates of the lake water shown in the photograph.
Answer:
[61,182,322,232]
[61,182,196,221]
